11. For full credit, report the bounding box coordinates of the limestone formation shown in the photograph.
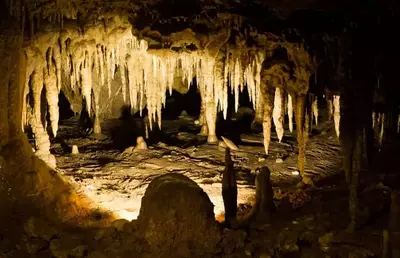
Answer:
[134,136,147,151]
[333,95,340,137]
[272,87,285,142]
[137,173,221,256]
[243,166,275,224]
[288,94,294,133]
[221,136,239,151]
[222,147,238,228]
[71,145,79,154]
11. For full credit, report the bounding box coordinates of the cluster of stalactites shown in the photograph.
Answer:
[226,51,264,115]
[22,20,266,142]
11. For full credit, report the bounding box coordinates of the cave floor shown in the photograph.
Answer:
[52,115,342,221]
[2,116,395,257]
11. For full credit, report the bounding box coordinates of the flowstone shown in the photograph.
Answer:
[137,173,222,257]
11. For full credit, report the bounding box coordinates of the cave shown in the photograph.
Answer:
[1,0,400,257]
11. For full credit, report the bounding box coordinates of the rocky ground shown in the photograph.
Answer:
[52,112,341,221]
[0,112,396,258]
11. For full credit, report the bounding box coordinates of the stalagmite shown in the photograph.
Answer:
[312,97,318,126]
[222,147,237,228]
[333,95,340,137]
[272,87,284,142]
[262,88,274,155]
[134,136,147,151]
[288,94,293,133]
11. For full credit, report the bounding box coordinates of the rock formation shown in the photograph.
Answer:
[137,173,221,256]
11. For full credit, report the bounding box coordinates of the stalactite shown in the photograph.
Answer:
[52,44,62,91]
[333,95,340,137]
[379,113,385,145]
[372,111,376,129]
[21,17,275,167]
[262,88,274,155]
[81,51,92,116]
[312,97,318,126]
[272,87,284,142]
[288,94,293,133]
[326,96,334,121]
[233,58,241,112]
[44,63,59,137]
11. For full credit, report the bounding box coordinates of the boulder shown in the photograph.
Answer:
[137,173,222,256]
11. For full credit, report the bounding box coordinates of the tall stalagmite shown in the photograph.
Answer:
[312,96,318,126]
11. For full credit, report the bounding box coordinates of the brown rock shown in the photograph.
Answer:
[137,173,222,256]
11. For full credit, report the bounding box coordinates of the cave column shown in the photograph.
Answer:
[204,87,218,144]
[262,86,275,155]
[92,84,102,135]
[294,94,309,182]
[325,88,334,121]
[198,87,208,136]
[30,69,56,169]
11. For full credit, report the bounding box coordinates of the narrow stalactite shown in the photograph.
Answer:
[262,87,275,155]
[288,94,293,133]
[333,95,340,137]
[312,96,318,126]
[372,111,376,129]
[379,113,385,145]
[272,87,285,142]
[44,63,59,137]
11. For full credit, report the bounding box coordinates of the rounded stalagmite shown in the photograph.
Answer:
[137,173,222,257]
